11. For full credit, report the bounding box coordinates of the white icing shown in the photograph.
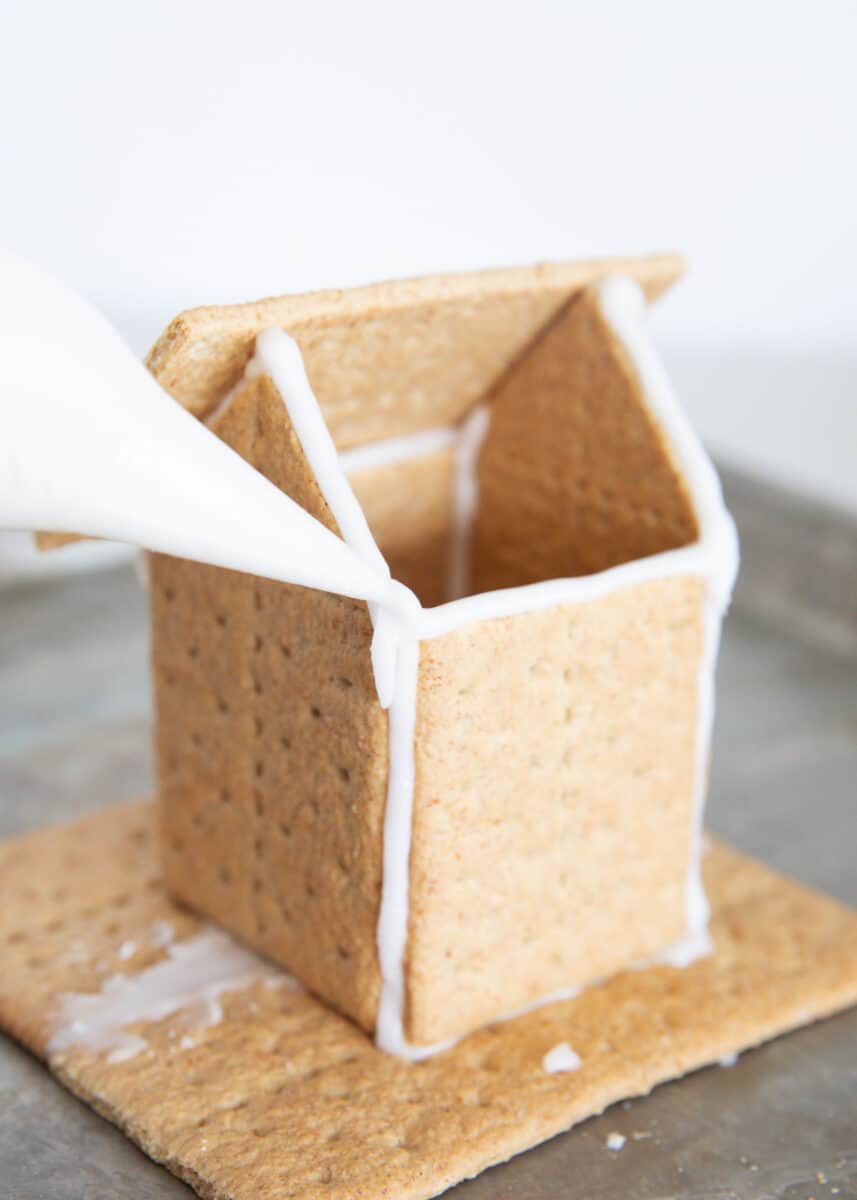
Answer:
[645,923,713,970]
[251,330,390,584]
[498,982,582,1024]
[543,1042,582,1074]
[606,1131,627,1151]
[374,637,438,1059]
[339,426,457,475]
[598,276,738,945]
[418,542,717,638]
[447,405,490,601]
[719,1051,739,1068]
[48,929,293,1060]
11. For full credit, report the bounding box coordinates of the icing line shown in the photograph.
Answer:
[49,929,292,1060]
[339,426,457,475]
[416,541,723,639]
[250,331,389,583]
[598,275,738,946]
[238,329,420,709]
[373,637,432,1059]
[447,404,490,602]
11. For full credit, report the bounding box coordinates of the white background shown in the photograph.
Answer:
[1,0,855,575]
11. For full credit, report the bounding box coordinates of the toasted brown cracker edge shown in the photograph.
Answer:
[1,801,855,1200]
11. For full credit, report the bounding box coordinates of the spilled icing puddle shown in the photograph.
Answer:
[49,928,296,1062]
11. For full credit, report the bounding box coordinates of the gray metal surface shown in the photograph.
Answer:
[1,478,855,1200]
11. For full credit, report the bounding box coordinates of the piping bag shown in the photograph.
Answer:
[0,248,399,612]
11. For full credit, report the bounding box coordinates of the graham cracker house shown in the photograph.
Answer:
[146,255,738,1056]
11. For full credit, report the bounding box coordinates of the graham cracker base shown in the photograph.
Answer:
[1,802,856,1200]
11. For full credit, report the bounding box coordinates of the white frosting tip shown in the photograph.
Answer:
[718,1051,739,1068]
[542,1042,581,1074]
[605,1131,627,1151]
[255,325,304,370]
[597,273,646,320]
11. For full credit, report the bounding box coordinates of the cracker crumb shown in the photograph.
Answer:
[542,1042,581,1074]
[606,1131,626,1151]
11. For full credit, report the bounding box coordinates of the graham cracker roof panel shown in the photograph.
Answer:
[147,254,685,450]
